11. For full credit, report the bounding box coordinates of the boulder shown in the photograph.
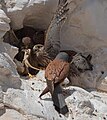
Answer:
[0,9,10,39]
[5,0,58,30]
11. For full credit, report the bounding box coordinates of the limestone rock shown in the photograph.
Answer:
[3,78,66,120]
[0,41,21,92]
[0,42,18,75]
[0,9,10,38]
[0,0,107,120]
[0,109,27,120]
[5,0,58,30]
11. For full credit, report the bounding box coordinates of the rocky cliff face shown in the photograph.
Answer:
[0,0,107,120]
[5,0,58,30]
[60,0,107,91]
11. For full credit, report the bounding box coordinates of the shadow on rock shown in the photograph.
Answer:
[0,76,22,92]
[0,107,6,117]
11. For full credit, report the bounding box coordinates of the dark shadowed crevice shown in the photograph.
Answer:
[3,26,45,48]
[3,26,46,76]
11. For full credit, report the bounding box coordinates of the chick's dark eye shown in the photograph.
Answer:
[82,61,86,64]
[38,46,41,49]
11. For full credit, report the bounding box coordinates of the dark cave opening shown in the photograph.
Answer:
[4,26,45,48]
[3,26,46,76]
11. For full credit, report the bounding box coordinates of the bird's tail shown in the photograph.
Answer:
[39,82,69,114]
[52,84,69,115]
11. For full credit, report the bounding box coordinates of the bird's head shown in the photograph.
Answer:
[72,53,93,72]
[32,44,44,57]
[22,37,31,46]
[55,52,69,61]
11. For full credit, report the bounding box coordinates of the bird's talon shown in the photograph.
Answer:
[28,73,34,78]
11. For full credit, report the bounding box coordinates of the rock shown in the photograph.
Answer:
[0,87,4,103]
[3,78,67,120]
[2,42,18,60]
[5,0,58,30]
[0,9,10,38]
[0,42,18,74]
[0,42,21,92]
[0,109,47,120]
[90,99,107,114]
[77,100,94,114]
[0,104,5,117]
[65,86,107,120]
[0,52,17,75]
[0,109,27,120]
[0,73,21,92]
[61,0,107,50]
[0,87,5,116]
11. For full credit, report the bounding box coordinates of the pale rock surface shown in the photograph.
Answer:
[0,8,10,39]
[2,72,107,120]
[5,0,58,30]
[0,40,22,119]
[0,109,27,120]
[0,0,107,120]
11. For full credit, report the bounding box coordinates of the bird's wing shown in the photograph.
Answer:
[46,59,70,85]
[54,60,70,83]
[45,60,57,95]
[46,79,54,95]
[44,59,69,95]
[44,0,69,59]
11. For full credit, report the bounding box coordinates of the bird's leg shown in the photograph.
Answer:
[24,64,35,78]
[28,73,35,78]
[46,79,54,95]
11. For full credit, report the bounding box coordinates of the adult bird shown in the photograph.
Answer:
[39,52,70,114]
[39,50,93,97]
